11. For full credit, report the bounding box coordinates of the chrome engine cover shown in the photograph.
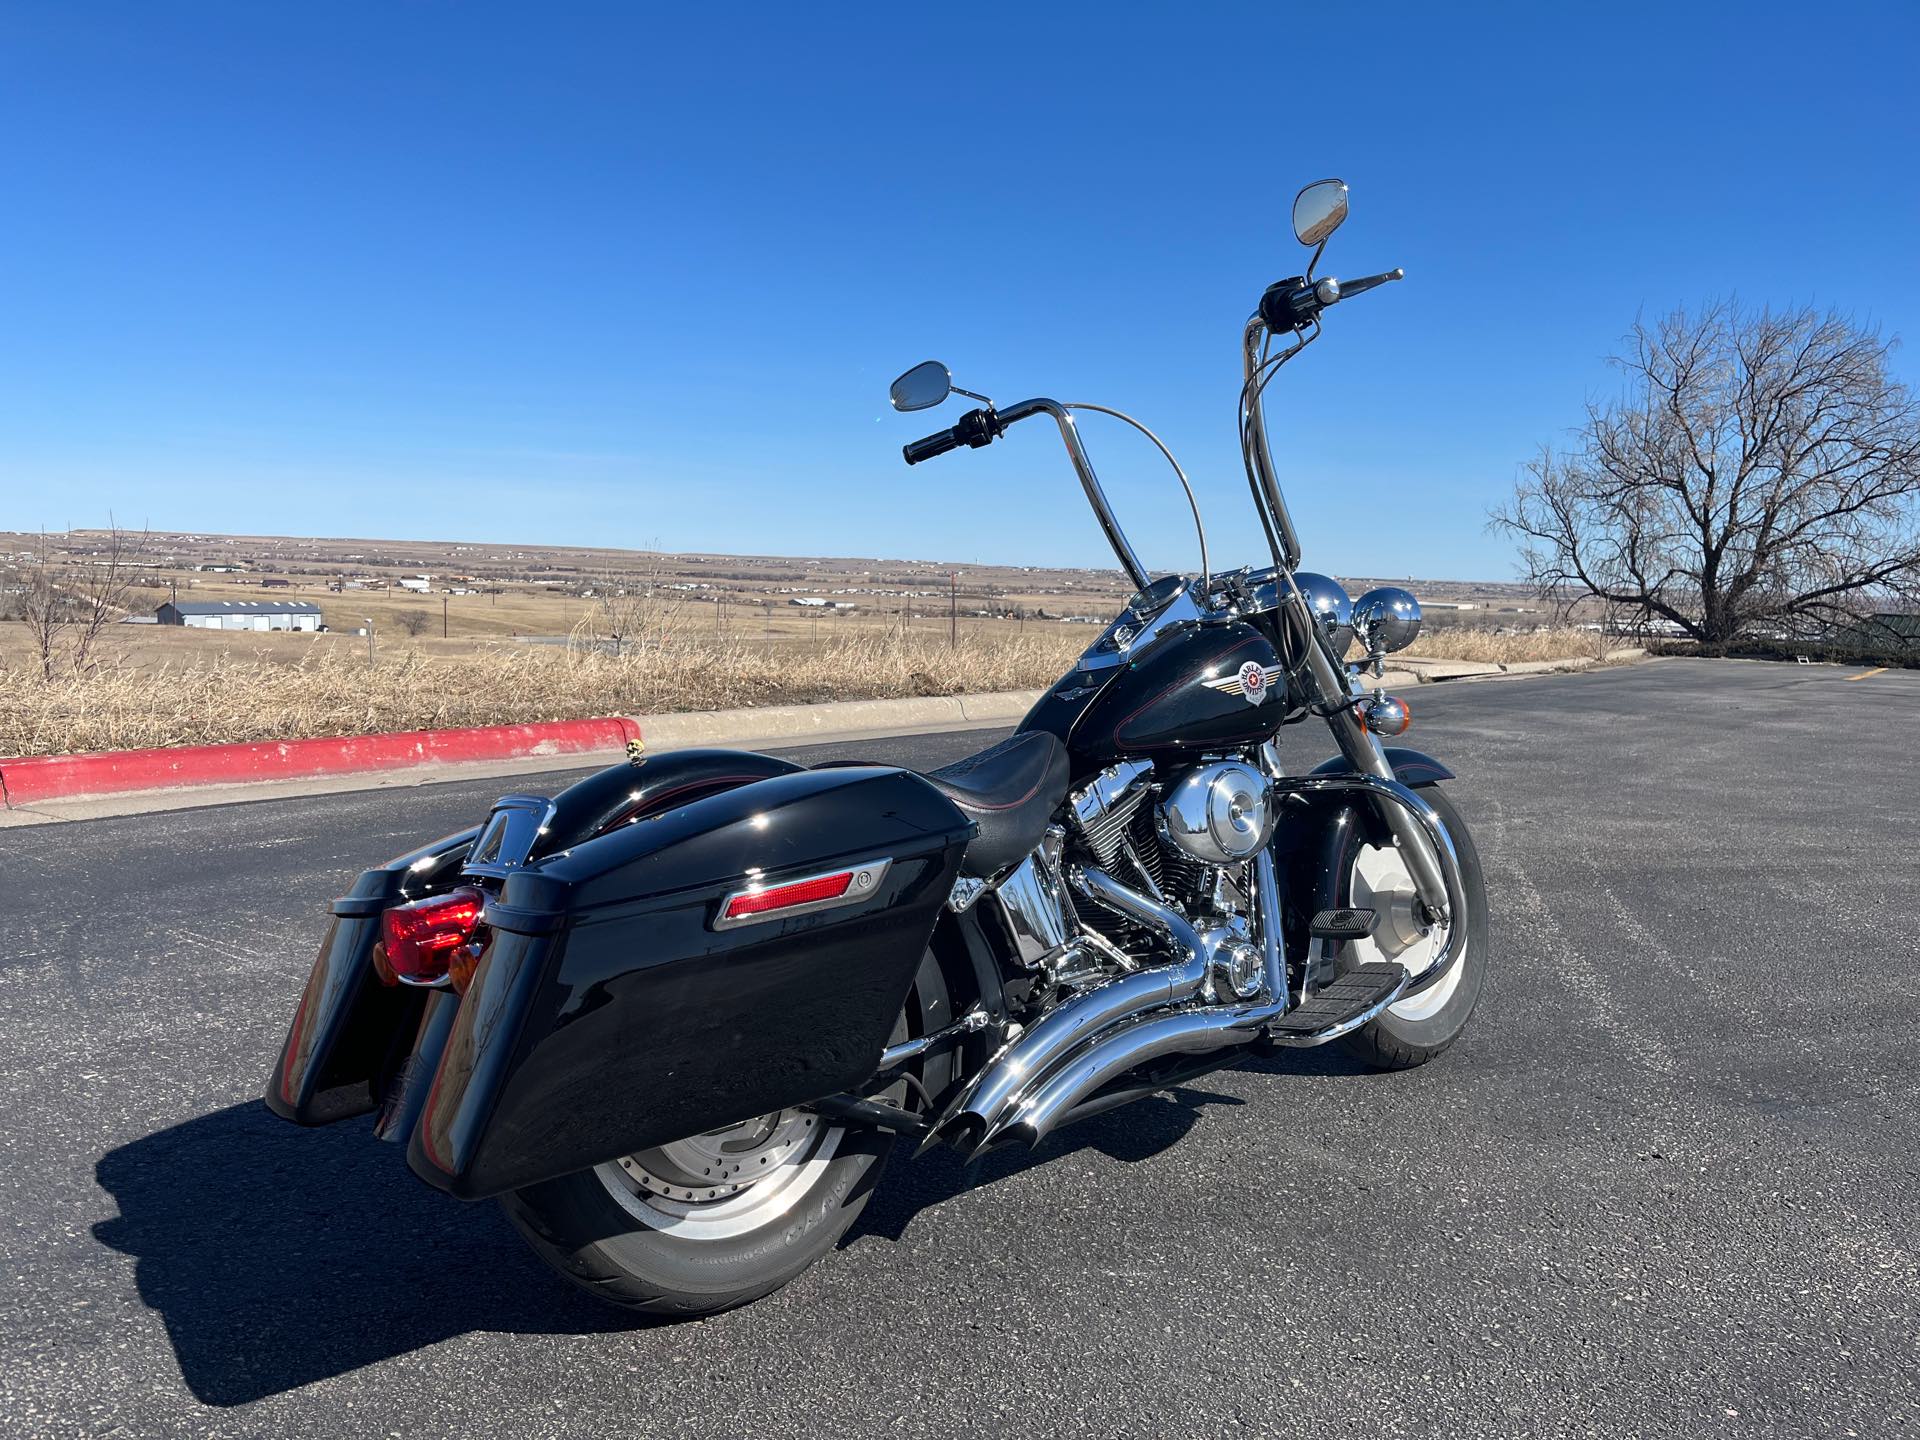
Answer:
[1156,761,1273,865]
[1064,759,1155,869]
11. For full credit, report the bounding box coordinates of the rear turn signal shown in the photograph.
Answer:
[379,886,485,986]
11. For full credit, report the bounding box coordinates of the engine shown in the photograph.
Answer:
[1063,757,1273,953]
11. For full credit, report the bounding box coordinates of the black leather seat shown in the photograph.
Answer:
[922,731,1071,879]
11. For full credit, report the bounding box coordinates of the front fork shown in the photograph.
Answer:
[1292,618,1455,924]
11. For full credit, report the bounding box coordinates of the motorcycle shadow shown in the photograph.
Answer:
[851,1047,1375,1245]
[92,1101,619,1408]
[851,1082,1246,1245]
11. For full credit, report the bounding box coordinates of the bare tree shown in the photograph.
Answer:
[569,549,687,658]
[1493,302,1920,649]
[16,522,146,681]
[395,608,432,637]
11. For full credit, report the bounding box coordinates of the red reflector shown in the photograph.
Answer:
[380,886,484,985]
[723,870,853,921]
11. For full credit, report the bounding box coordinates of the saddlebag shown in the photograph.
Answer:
[400,764,972,1199]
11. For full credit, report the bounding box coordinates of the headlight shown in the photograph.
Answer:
[1353,587,1422,654]
[1293,572,1353,655]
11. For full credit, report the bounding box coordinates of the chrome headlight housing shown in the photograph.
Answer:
[1292,572,1353,655]
[1352,586,1422,654]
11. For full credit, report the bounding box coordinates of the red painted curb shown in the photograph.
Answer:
[0,717,642,807]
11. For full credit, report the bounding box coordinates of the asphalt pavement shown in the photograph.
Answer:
[1,657,1915,1438]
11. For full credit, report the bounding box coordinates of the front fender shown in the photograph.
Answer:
[1272,750,1452,968]
[1307,745,1453,787]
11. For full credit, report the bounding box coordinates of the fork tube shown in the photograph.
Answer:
[1241,317,1452,921]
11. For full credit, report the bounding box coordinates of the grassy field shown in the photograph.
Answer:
[0,626,1089,758]
[0,615,1611,758]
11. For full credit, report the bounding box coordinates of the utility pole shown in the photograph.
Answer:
[442,595,448,639]
[365,619,376,665]
[949,572,957,647]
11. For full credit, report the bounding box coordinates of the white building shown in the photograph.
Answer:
[157,600,323,632]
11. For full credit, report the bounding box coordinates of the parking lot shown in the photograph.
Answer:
[2,657,1916,1438]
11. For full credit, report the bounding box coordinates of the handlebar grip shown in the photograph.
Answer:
[901,407,1003,465]
[903,427,963,465]
[1338,268,1404,299]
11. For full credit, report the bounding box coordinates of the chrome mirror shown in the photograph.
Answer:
[1292,179,1349,247]
[889,360,952,413]
[1352,586,1422,655]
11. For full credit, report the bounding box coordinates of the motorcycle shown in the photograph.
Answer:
[266,178,1488,1315]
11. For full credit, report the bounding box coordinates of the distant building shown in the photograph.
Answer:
[157,601,322,632]
[398,575,432,594]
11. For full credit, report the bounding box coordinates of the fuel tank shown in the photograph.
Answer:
[1022,618,1290,775]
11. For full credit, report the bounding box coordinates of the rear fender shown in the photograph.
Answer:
[407,764,974,1199]
[532,747,805,855]
[265,827,477,1125]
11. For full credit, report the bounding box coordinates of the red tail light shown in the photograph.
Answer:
[378,886,485,986]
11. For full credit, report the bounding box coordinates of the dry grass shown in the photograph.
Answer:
[1396,625,1612,664]
[0,620,1621,759]
[0,629,1087,758]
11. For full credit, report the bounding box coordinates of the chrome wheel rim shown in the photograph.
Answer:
[1333,841,1464,1023]
[594,1109,844,1240]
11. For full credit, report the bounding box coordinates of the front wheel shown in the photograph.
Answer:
[500,949,952,1316]
[1322,785,1489,1070]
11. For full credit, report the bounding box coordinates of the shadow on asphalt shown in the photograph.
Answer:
[96,1053,1372,1405]
[848,1047,1376,1245]
[92,1102,619,1406]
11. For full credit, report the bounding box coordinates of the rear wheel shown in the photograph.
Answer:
[1322,786,1489,1070]
[501,949,949,1316]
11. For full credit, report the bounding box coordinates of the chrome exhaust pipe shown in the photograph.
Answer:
[980,851,1289,1152]
[934,868,1207,1152]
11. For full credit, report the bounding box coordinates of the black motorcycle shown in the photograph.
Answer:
[267,178,1488,1315]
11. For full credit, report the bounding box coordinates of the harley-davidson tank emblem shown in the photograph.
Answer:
[1204,660,1282,707]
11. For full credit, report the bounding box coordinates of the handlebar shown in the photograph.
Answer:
[897,396,1149,589]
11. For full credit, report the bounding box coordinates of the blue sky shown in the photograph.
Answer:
[3,2,1916,581]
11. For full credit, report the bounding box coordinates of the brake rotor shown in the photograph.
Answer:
[616,1110,819,1203]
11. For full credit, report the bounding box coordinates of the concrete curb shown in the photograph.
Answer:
[0,717,642,809]
[1392,646,1647,682]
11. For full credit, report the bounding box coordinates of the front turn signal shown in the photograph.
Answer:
[1361,695,1412,737]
